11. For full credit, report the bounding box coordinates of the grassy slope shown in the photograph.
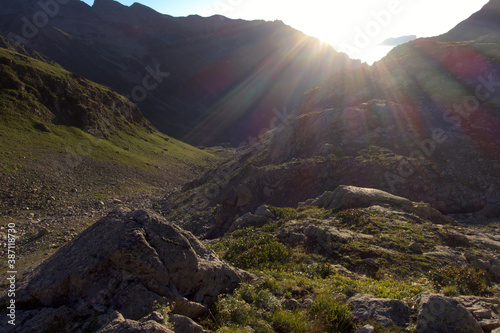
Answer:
[200,206,499,333]
[0,45,225,283]
[0,46,219,178]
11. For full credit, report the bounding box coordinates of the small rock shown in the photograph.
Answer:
[439,231,470,247]
[472,308,492,319]
[283,298,301,310]
[480,319,500,332]
[409,242,423,254]
[255,204,275,218]
[139,311,164,324]
[112,198,123,204]
[36,228,49,238]
[302,297,314,308]
[365,258,377,266]
[356,325,375,333]
[168,314,210,333]
[229,213,268,232]
[490,264,500,279]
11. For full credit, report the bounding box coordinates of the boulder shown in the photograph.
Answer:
[355,325,375,333]
[479,319,500,332]
[439,230,470,247]
[167,314,211,333]
[347,294,410,327]
[409,242,423,254]
[229,212,269,232]
[415,294,482,333]
[255,204,275,218]
[305,225,355,254]
[97,311,173,333]
[139,311,165,324]
[305,185,412,211]
[300,185,450,223]
[11,209,253,325]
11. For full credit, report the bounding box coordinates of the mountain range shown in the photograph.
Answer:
[166,0,500,239]
[0,0,355,145]
[1,0,500,332]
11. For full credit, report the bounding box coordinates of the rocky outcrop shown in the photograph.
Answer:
[5,209,252,332]
[457,296,500,333]
[347,293,500,332]
[300,185,453,224]
[300,185,412,210]
[228,204,275,232]
[347,294,410,327]
[415,294,483,333]
[97,311,173,333]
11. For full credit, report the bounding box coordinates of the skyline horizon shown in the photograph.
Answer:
[78,0,489,64]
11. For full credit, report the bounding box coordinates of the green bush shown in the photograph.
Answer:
[309,294,356,333]
[293,262,336,279]
[269,206,298,221]
[213,295,253,327]
[428,265,487,296]
[269,309,309,333]
[212,231,292,270]
[336,209,368,225]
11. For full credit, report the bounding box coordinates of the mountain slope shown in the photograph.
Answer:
[163,0,500,239]
[443,0,500,41]
[0,0,357,145]
[0,39,222,220]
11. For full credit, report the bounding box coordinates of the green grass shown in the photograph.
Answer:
[202,269,425,333]
[0,117,218,173]
[0,46,221,174]
[209,229,293,270]
[205,207,431,332]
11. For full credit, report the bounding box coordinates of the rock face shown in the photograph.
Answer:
[415,294,483,333]
[347,294,410,327]
[8,209,252,331]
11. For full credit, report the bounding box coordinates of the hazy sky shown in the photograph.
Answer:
[80,0,489,64]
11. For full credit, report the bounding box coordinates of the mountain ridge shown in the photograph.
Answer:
[0,0,357,145]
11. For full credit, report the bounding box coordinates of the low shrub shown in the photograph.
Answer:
[428,265,488,296]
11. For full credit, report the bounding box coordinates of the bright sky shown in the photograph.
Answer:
[80,0,489,64]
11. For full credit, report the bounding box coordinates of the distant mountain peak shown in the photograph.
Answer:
[381,35,417,46]
[92,0,122,7]
[92,0,129,13]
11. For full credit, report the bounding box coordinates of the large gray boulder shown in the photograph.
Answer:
[300,185,412,210]
[415,294,482,333]
[300,185,451,223]
[347,294,410,327]
[7,209,252,331]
